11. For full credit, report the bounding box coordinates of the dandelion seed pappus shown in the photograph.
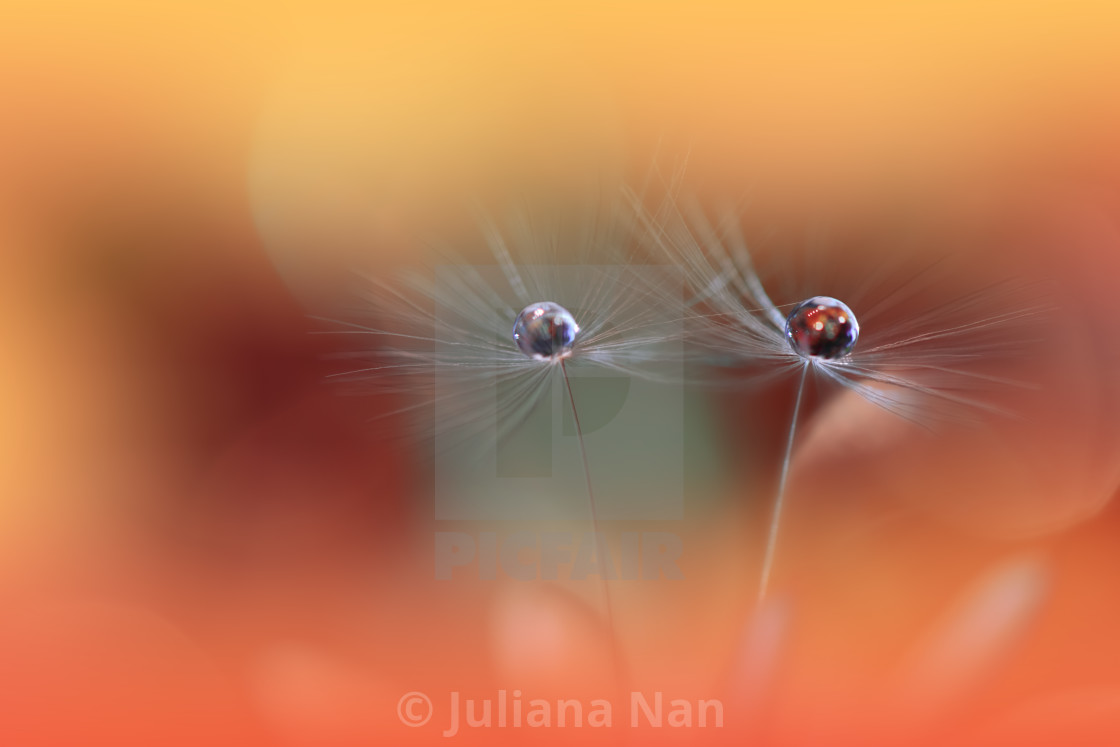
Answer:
[630,186,1047,602]
[317,200,686,542]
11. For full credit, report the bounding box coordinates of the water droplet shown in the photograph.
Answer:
[785,296,859,359]
[513,302,580,361]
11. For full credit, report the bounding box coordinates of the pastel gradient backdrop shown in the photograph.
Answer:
[2,2,1120,745]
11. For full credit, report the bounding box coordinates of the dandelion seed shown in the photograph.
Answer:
[631,188,1043,603]
[320,196,685,705]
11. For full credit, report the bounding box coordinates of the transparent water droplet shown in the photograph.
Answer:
[785,296,859,360]
[512,302,580,361]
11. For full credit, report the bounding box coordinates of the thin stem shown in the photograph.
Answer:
[561,359,599,525]
[560,359,628,700]
[757,361,811,605]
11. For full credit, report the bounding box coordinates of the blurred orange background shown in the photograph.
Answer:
[2,1,1120,745]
